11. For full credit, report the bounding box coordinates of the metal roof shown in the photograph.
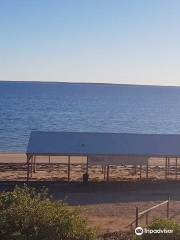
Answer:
[27,131,180,157]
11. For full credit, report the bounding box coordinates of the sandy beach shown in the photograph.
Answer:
[0,153,179,182]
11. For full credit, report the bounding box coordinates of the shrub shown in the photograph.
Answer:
[0,185,97,240]
[134,218,180,240]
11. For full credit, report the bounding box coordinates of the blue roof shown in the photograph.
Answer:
[27,131,180,157]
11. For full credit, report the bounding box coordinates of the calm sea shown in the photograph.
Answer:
[1,81,180,152]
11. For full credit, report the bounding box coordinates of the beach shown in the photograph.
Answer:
[0,153,179,182]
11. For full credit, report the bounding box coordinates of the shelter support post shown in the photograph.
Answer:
[30,155,33,178]
[167,158,170,176]
[107,165,110,182]
[33,155,36,173]
[165,157,168,180]
[86,156,89,175]
[104,165,107,180]
[26,154,32,182]
[176,158,178,180]
[146,160,149,179]
[101,165,104,174]
[68,156,70,182]
[139,165,142,180]
[134,165,137,174]
[48,155,51,172]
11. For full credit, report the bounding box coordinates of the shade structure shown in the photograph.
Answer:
[27,131,180,158]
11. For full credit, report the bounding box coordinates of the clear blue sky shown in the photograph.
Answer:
[0,0,180,85]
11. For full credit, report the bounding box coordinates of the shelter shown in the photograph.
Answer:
[26,131,180,181]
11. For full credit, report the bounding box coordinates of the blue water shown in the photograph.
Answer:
[1,81,180,152]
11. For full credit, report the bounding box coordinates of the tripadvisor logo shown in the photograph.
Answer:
[135,226,173,236]
[135,227,143,236]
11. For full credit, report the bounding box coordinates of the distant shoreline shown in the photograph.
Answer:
[0,80,180,88]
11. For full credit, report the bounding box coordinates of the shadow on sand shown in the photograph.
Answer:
[0,180,180,205]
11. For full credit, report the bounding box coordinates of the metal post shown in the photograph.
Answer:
[33,155,36,173]
[101,165,104,174]
[68,156,70,182]
[140,165,142,180]
[167,158,170,176]
[104,165,106,180]
[176,158,178,180]
[86,156,89,175]
[30,155,33,178]
[146,212,149,225]
[146,160,149,179]
[27,154,30,182]
[134,165,137,174]
[167,197,170,219]
[107,165,110,182]
[48,155,51,172]
[165,157,167,180]
[135,207,139,228]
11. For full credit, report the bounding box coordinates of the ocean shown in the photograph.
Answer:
[1,81,180,152]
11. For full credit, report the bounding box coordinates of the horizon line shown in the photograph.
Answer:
[1,79,180,88]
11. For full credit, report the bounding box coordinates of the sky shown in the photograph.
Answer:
[0,0,180,86]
